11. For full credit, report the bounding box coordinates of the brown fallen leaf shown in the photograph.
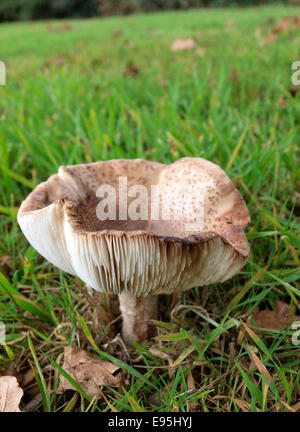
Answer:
[0,376,23,412]
[124,61,140,77]
[253,300,300,330]
[186,371,199,412]
[261,33,277,46]
[261,14,300,46]
[171,38,196,52]
[149,347,172,364]
[292,400,300,412]
[273,17,291,34]
[57,347,123,399]
[234,398,250,412]
[293,14,300,28]
[44,54,67,68]
[248,346,272,381]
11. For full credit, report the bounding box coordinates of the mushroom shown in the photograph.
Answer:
[17,158,250,344]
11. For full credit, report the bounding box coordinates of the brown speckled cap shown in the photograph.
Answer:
[17,158,250,295]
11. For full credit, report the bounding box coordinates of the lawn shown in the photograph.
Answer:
[0,4,300,412]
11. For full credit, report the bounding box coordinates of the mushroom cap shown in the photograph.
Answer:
[17,158,250,296]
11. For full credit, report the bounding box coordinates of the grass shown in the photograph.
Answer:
[0,4,300,412]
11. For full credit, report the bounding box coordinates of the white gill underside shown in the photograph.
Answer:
[18,201,245,296]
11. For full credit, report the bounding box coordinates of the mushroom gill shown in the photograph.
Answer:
[17,158,250,343]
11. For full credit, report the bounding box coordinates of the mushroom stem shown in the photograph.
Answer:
[118,292,158,344]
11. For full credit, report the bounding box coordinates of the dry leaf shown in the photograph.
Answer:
[124,61,140,77]
[57,347,123,398]
[234,398,250,412]
[0,376,23,412]
[149,347,172,364]
[171,38,196,52]
[261,14,300,46]
[291,400,300,412]
[253,300,300,330]
[248,346,272,380]
[186,372,198,412]
[281,400,295,412]
[44,54,67,68]
[273,17,291,34]
[294,14,300,28]
[261,33,277,46]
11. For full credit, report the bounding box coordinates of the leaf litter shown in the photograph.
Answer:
[0,376,23,412]
[57,346,124,399]
[171,38,196,52]
[261,13,300,45]
[252,300,300,330]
